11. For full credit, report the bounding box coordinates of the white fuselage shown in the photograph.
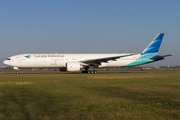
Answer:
[3,53,141,68]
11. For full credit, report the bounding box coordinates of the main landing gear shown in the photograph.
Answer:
[82,70,98,74]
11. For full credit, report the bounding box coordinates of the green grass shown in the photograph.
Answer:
[0,70,180,120]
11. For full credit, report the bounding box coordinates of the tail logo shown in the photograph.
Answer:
[141,33,164,55]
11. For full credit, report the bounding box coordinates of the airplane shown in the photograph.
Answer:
[3,33,174,74]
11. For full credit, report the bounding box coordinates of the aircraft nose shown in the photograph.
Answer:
[3,60,8,65]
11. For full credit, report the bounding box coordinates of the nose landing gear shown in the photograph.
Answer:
[13,67,19,74]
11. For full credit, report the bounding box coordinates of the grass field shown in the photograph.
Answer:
[0,70,180,120]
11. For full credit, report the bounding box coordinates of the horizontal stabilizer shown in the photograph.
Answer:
[149,54,174,59]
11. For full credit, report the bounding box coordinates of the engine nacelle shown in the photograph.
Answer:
[66,62,80,72]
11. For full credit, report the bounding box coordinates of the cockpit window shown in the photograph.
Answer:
[6,58,11,60]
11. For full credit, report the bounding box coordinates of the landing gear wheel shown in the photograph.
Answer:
[82,70,98,74]
[94,70,97,74]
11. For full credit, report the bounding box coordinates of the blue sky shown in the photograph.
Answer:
[0,0,179,66]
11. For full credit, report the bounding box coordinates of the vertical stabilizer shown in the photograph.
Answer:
[141,33,164,58]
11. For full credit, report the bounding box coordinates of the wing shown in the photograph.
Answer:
[150,54,174,59]
[80,54,134,66]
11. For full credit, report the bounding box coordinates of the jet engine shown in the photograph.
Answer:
[66,62,81,72]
